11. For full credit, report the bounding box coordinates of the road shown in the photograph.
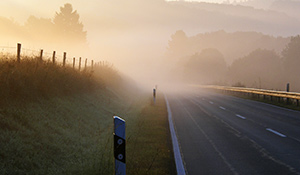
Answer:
[166,89,300,175]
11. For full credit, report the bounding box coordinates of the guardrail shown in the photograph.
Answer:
[193,85,300,107]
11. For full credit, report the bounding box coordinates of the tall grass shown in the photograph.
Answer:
[0,54,137,174]
[0,54,99,104]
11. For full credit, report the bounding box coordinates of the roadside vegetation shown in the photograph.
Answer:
[0,55,98,104]
[0,55,175,174]
[126,93,176,175]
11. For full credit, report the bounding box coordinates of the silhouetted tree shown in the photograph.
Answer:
[283,36,300,75]
[229,49,282,89]
[53,3,87,44]
[184,48,227,84]
[25,16,55,41]
[282,35,300,90]
[167,30,189,58]
[0,17,26,41]
[166,30,289,65]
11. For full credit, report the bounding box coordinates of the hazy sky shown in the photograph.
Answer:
[0,0,90,23]
[1,0,299,87]
[169,0,227,2]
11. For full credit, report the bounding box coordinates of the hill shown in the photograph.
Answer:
[166,30,290,64]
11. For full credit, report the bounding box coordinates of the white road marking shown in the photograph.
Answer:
[219,106,226,110]
[183,107,238,174]
[164,94,186,175]
[266,128,287,138]
[235,114,246,120]
[209,101,214,104]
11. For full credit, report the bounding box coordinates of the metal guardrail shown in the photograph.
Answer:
[191,85,300,106]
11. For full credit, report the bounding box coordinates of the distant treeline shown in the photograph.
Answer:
[166,30,300,92]
[0,3,86,53]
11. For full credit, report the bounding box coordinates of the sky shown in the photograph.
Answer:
[0,0,261,24]
[0,0,89,23]
[1,0,300,88]
[169,0,226,2]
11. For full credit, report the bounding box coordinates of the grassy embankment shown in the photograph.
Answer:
[127,94,176,175]
[0,55,175,174]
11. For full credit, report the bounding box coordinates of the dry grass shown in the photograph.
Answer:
[0,54,175,175]
[0,54,99,104]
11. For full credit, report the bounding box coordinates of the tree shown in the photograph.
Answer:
[283,35,300,75]
[229,49,282,89]
[282,35,300,91]
[0,17,26,41]
[53,3,87,44]
[25,16,55,41]
[167,30,189,58]
[183,48,227,84]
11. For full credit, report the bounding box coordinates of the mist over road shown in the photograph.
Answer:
[166,90,300,174]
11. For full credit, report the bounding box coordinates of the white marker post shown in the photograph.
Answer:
[113,116,126,175]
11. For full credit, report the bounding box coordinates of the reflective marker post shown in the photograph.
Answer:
[113,116,126,175]
[287,83,290,104]
[153,88,156,105]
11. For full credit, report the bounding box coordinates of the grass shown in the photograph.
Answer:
[0,88,132,175]
[126,93,176,175]
[0,54,176,174]
[0,54,98,103]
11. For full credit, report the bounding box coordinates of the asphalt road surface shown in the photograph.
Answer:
[167,89,300,175]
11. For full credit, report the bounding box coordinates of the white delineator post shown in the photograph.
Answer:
[113,116,126,175]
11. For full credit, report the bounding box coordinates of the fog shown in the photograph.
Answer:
[1,0,300,91]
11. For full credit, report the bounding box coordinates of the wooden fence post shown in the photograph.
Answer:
[52,51,56,64]
[17,43,21,63]
[85,58,87,70]
[73,57,75,68]
[39,49,43,62]
[79,57,81,71]
[63,52,66,67]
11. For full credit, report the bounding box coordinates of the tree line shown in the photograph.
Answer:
[166,30,300,92]
[0,3,86,53]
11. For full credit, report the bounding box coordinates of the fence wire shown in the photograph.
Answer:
[0,45,97,69]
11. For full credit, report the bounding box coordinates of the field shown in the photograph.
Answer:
[0,55,175,174]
